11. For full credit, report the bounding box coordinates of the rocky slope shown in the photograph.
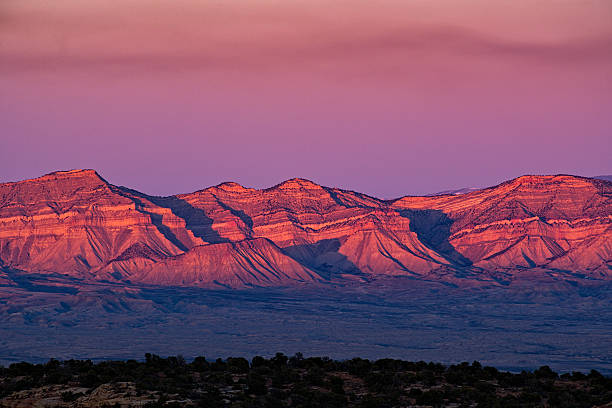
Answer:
[0,170,200,280]
[0,170,610,287]
[393,175,612,277]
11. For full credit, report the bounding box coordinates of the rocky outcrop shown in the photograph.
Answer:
[177,178,450,278]
[0,171,610,287]
[0,382,159,407]
[0,170,205,280]
[393,175,612,277]
[127,238,322,287]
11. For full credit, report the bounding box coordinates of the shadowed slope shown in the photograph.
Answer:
[0,171,610,286]
[0,170,189,278]
[131,238,322,287]
[392,175,612,276]
[178,178,450,277]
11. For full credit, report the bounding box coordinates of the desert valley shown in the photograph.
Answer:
[0,170,610,377]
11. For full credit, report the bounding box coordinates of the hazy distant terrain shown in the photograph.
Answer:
[1,275,610,375]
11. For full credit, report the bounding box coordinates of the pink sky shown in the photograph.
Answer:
[1,0,611,197]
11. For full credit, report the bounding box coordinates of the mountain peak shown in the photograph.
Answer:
[41,169,104,180]
[213,182,253,193]
[269,178,322,190]
[502,174,601,190]
[428,187,482,196]
[5,169,108,188]
[47,169,97,176]
[0,169,113,210]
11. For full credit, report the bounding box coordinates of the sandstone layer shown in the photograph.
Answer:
[0,171,610,287]
[393,175,612,277]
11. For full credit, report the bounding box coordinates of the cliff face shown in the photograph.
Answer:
[0,170,202,279]
[177,178,449,278]
[0,171,610,287]
[392,175,612,277]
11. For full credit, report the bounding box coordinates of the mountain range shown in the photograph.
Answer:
[0,170,610,288]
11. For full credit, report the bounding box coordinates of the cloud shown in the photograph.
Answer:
[1,25,611,78]
[1,0,612,78]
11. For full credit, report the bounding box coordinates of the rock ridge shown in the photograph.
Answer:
[0,171,610,287]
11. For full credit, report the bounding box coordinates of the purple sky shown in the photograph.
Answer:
[1,0,611,198]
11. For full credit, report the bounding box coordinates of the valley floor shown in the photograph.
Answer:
[0,275,611,375]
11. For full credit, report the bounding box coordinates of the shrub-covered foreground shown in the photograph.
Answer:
[1,354,611,407]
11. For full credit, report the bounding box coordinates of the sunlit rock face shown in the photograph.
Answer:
[0,171,610,287]
[0,170,203,279]
[178,178,449,278]
[130,238,322,287]
[393,175,612,277]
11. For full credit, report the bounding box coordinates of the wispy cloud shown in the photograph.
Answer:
[1,0,611,76]
[2,27,611,77]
